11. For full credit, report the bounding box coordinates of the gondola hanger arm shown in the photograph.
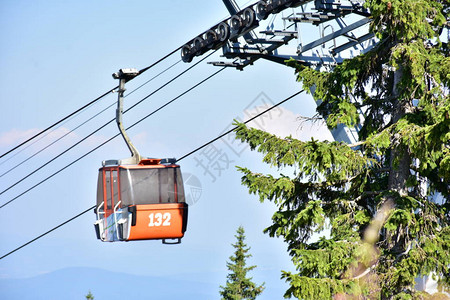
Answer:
[113,68,143,165]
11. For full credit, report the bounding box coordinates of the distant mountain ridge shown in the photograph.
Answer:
[0,267,217,300]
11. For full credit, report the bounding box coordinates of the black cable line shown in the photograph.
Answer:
[127,60,182,97]
[0,102,97,168]
[0,46,182,160]
[124,51,215,115]
[0,52,215,199]
[137,47,181,75]
[0,59,182,179]
[0,205,95,260]
[0,88,116,160]
[177,90,304,161]
[0,61,224,209]
[0,104,113,179]
[0,90,303,260]
[0,120,112,199]
[126,67,226,132]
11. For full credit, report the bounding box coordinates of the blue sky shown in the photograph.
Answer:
[0,0,333,298]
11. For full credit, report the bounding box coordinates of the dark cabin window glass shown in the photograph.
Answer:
[176,168,185,203]
[112,170,119,208]
[119,167,184,206]
[105,171,112,209]
[96,171,104,208]
[167,168,175,203]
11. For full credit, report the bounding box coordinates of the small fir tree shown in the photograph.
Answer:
[85,291,94,300]
[220,226,264,300]
[234,0,449,298]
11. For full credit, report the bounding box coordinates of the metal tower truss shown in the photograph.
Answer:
[180,0,376,144]
[180,0,377,71]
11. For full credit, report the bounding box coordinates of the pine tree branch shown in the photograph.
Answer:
[351,264,376,280]
[347,141,366,148]
[425,72,447,95]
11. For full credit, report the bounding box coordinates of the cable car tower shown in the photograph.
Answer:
[181,0,376,144]
[94,69,188,244]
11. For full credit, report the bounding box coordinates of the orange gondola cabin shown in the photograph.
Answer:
[94,68,188,244]
[94,158,188,243]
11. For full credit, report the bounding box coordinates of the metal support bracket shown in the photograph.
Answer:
[112,68,142,165]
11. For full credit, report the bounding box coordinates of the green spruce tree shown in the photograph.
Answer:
[85,291,94,300]
[220,226,265,300]
[234,0,449,299]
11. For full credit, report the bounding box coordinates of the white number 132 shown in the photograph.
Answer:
[148,213,171,227]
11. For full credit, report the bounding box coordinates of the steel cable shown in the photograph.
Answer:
[0,46,182,160]
[0,90,304,260]
[0,59,182,179]
[0,53,214,200]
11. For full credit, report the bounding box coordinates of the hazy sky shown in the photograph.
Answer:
[0,0,335,298]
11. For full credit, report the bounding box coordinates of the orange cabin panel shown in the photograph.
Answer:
[127,203,187,241]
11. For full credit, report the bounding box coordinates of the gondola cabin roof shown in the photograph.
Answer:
[100,158,179,169]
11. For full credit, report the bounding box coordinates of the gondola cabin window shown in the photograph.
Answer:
[119,167,185,206]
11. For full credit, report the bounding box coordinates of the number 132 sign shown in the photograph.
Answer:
[148,212,171,227]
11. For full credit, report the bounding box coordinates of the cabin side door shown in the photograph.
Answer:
[103,167,120,218]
